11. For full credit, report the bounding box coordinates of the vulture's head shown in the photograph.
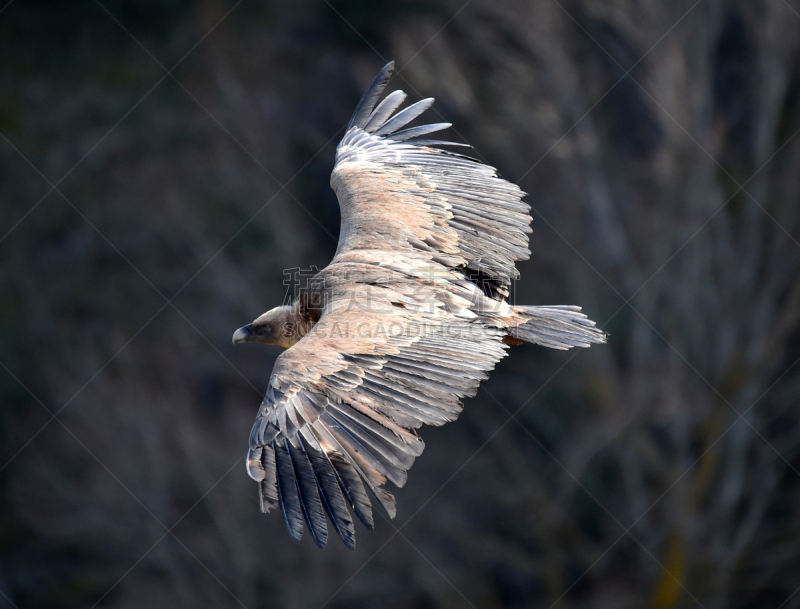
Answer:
[232,305,300,349]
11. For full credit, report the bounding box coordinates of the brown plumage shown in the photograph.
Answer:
[232,61,606,549]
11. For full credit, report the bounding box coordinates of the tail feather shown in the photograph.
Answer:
[507,305,606,350]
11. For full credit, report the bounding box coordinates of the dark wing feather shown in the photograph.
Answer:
[328,449,374,530]
[246,445,279,513]
[347,61,395,131]
[372,98,435,136]
[324,410,408,487]
[301,435,356,550]
[312,413,399,519]
[274,440,304,543]
[286,440,328,548]
[405,139,470,147]
[386,123,451,142]
[364,90,407,133]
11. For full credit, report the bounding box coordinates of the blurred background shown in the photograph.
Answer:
[2,0,800,607]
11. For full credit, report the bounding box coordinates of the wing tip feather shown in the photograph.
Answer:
[347,61,396,131]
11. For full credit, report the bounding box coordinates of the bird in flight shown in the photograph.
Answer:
[232,61,605,549]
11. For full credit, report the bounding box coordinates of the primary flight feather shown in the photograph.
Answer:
[232,61,606,549]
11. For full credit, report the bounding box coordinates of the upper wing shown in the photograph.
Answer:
[331,61,532,297]
[246,276,508,549]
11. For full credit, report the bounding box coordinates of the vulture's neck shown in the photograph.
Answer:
[284,291,321,347]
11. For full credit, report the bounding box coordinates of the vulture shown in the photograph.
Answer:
[232,61,606,549]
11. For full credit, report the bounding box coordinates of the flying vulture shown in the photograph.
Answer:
[232,61,606,549]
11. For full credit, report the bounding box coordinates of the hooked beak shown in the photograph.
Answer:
[232,323,254,344]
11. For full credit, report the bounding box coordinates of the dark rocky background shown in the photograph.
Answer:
[2,1,800,607]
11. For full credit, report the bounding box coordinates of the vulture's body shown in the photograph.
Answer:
[232,62,606,549]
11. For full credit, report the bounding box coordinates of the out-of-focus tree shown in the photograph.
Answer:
[1,1,799,608]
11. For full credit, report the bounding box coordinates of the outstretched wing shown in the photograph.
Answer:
[331,61,532,297]
[247,62,534,549]
[247,280,508,549]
